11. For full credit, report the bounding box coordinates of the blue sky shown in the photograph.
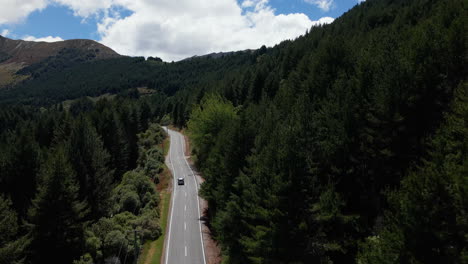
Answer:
[0,0,364,60]
[2,5,133,41]
[271,0,358,19]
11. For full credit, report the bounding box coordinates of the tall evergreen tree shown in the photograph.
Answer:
[95,108,130,181]
[68,117,113,218]
[357,83,468,263]
[0,195,27,264]
[7,125,40,218]
[27,146,86,264]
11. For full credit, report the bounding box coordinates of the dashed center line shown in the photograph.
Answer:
[165,129,206,264]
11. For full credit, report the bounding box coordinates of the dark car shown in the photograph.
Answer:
[178,178,185,185]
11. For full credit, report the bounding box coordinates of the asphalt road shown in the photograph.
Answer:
[164,128,206,264]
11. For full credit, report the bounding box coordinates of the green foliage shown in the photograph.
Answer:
[0,195,26,264]
[17,48,102,78]
[0,236,28,264]
[135,123,168,183]
[68,116,114,218]
[27,145,87,264]
[160,114,171,125]
[73,253,94,264]
[0,49,254,106]
[0,125,41,218]
[138,124,165,151]
[0,195,18,245]
[79,123,165,262]
[0,0,466,262]
[184,0,467,263]
[0,93,163,262]
[84,169,161,261]
[111,171,158,214]
[188,93,238,167]
[357,83,468,264]
[145,149,164,172]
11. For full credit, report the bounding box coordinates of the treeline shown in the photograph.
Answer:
[184,0,467,263]
[0,49,255,106]
[0,95,166,263]
[0,0,465,263]
[17,48,109,78]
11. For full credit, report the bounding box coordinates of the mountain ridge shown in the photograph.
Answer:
[0,35,122,87]
[0,35,120,66]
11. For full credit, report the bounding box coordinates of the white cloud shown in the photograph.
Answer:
[304,0,334,12]
[23,35,64,42]
[94,0,334,61]
[0,0,48,24]
[0,0,114,23]
[312,16,334,25]
[358,0,366,2]
[0,0,335,61]
[1,29,10,37]
[241,0,255,8]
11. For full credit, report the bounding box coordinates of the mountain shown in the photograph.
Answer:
[0,36,121,87]
[0,36,120,66]
[0,47,255,106]
[0,0,466,262]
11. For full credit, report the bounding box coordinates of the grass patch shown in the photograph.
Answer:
[161,136,170,157]
[0,64,28,87]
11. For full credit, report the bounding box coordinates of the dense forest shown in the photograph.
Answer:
[0,95,167,263]
[184,0,467,263]
[0,0,466,263]
[0,49,254,105]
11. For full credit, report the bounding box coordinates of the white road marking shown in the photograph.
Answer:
[181,133,207,264]
[184,222,187,230]
[185,205,187,211]
[165,130,206,264]
[165,130,177,264]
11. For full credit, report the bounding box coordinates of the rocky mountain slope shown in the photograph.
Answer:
[0,36,121,87]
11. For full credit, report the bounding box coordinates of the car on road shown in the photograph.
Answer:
[178,177,184,185]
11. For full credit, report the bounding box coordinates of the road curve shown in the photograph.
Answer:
[164,128,206,264]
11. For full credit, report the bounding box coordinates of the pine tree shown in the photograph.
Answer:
[357,83,468,263]
[68,117,114,218]
[27,145,87,264]
[0,195,26,264]
[8,125,40,218]
[97,109,130,181]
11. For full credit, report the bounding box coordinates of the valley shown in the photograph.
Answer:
[0,0,466,263]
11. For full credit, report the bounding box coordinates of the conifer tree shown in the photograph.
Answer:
[68,117,113,218]
[8,125,40,218]
[357,83,468,263]
[0,195,27,263]
[28,146,87,264]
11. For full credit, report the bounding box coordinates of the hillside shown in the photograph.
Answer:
[0,36,120,65]
[0,49,255,105]
[0,36,121,87]
[176,0,467,263]
[0,0,466,263]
